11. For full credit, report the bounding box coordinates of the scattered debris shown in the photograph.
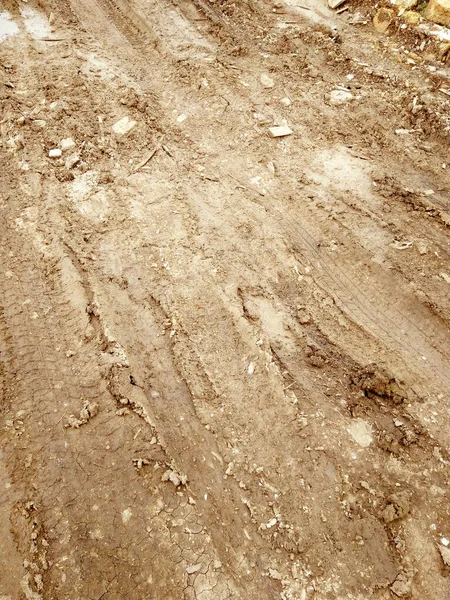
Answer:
[265,517,278,529]
[64,401,99,428]
[161,468,188,487]
[268,125,293,137]
[133,457,151,469]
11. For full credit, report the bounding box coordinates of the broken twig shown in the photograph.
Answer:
[134,136,165,171]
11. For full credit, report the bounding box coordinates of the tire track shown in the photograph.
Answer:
[218,168,450,393]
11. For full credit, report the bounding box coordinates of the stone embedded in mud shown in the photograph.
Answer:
[260,73,275,88]
[347,419,372,447]
[48,148,62,158]
[328,0,347,9]
[186,564,202,574]
[425,0,450,26]
[112,115,137,136]
[402,10,421,25]
[161,469,188,487]
[439,544,450,566]
[382,492,411,523]
[390,0,418,9]
[329,89,353,105]
[60,137,76,152]
[373,7,394,33]
[390,571,412,597]
[268,125,293,137]
[65,154,80,169]
[122,508,132,524]
[439,41,450,58]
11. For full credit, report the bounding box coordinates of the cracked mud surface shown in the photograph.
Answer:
[1,0,450,598]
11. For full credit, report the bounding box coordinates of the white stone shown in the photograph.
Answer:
[186,564,202,574]
[60,137,76,152]
[347,419,373,447]
[112,116,136,136]
[268,125,293,138]
[0,11,19,43]
[330,90,354,105]
[121,508,132,524]
[65,154,80,169]
[48,148,62,158]
[260,73,275,88]
[439,545,450,566]
[329,0,347,8]
[390,0,418,9]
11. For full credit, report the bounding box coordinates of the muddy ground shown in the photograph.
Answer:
[0,0,450,598]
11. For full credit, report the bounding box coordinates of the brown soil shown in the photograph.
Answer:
[1,0,450,598]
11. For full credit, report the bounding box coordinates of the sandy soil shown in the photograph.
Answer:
[1,0,450,598]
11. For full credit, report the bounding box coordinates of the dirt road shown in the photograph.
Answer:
[1,0,450,598]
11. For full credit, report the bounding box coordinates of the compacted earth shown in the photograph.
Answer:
[1,0,450,598]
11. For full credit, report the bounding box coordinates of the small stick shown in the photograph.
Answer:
[162,144,173,158]
[134,147,158,171]
[134,135,165,171]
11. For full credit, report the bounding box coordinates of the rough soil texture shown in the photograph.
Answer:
[1,0,450,599]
